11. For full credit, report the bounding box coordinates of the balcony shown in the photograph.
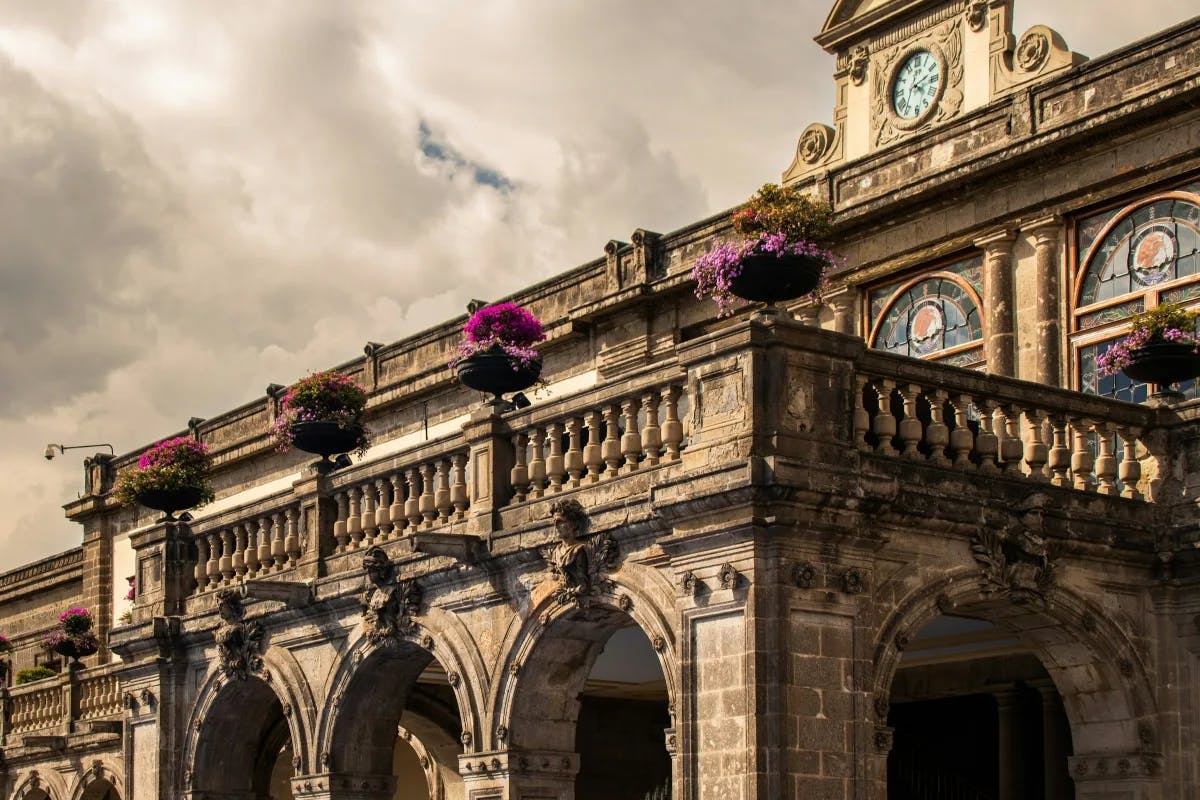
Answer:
[1,662,124,747]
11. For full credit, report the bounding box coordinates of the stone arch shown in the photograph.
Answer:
[182,647,311,799]
[314,619,481,785]
[399,710,465,800]
[11,769,65,800]
[67,760,124,800]
[871,569,1159,760]
[494,566,680,754]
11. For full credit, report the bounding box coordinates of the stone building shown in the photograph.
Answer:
[2,0,1199,798]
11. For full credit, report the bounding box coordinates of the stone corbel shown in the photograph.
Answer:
[239,579,314,608]
[411,532,488,565]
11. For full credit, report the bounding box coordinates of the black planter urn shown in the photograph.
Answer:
[728,252,824,305]
[291,420,365,474]
[456,347,542,401]
[52,637,99,663]
[1121,341,1200,386]
[136,486,205,522]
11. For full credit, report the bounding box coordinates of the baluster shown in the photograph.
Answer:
[896,384,922,459]
[347,486,364,549]
[546,421,565,492]
[389,474,406,536]
[435,459,452,522]
[375,478,392,541]
[602,405,622,476]
[271,512,287,570]
[853,376,871,452]
[333,491,350,553]
[924,389,949,466]
[663,385,684,461]
[420,463,437,526]
[1094,423,1118,495]
[511,433,530,502]
[999,405,1024,474]
[1047,415,1071,487]
[1070,419,1095,491]
[219,529,235,583]
[405,468,422,530]
[621,397,643,472]
[529,428,547,498]
[194,535,210,593]
[206,532,222,587]
[641,392,662,467]
[243,521,260,578]
[975,399,999,474]
[584,411,605,479]
[256,517,272,574]
[1118,428,1143,500]
[565,418,585,486]
[1023,409,1049,481]
[233,524,248,579]
[948,395,975,469]
[284,507,301,566]
[867,379,896,456]
[451,453,469,518]
[361,482,378,545]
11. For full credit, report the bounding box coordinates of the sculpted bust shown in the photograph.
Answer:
[540,499,618,608]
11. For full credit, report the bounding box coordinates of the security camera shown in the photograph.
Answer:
[44,445,58,461]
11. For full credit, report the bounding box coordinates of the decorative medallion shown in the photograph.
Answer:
[680,570,699,597]
[214,589,264,681]
[841,567,865,595]
[908,299,946,355]
[798,124,834,164]
[1130,224,1176,286]
[971,493,1056,603]
[718,562,739,590]
[360,546,423,643]
[1016,30,1050,72]
[539,499,619,609]
[792,561,818,589]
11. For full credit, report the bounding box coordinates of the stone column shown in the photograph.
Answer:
[975,229,1018,377]
[826,285,861,337]
[461,403,515,536]
[1030,679,1072,800]
[994,688,1022,800]
[1026,216,1063,387]
[291,471,336,579]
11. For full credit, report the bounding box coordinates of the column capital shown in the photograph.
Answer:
[974,228,1018,250]
[1023,214,1062,239]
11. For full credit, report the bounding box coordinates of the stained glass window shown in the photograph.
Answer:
[1074,191,1200,400]
[870,269,983,364]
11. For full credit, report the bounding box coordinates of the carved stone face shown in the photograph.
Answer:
[1020,506,1045,533]
[554,513,578,543]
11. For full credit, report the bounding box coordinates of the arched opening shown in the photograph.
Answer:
[190,676,292,799]
[509,605,672,800]
[79,778,120,800]
[327,642,466,800]
[886,614,1075,799]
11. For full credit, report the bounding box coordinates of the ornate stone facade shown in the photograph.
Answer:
[2,2,1200,800]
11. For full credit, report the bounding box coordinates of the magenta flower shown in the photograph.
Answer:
[451,303,546,372]
[272,371,370,455]
[1096,303,1200,377]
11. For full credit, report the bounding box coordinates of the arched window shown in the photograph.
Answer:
[868,256,985,367]
[1072,188,1200,402]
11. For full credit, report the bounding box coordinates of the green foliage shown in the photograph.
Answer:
[732,183,834,245]
[1129,303,1199,338]
[15,666,57,685]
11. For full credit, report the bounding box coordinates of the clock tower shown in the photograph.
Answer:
[784,0,1085,184]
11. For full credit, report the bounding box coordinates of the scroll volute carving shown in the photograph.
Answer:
[215,588,264,680]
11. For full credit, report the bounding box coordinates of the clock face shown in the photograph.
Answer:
[892,50,941,120]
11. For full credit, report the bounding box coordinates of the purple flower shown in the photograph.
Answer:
[450,303,546,372]
[691,233,842,318]
[1096,304,1200,377]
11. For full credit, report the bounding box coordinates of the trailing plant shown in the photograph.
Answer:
[450,302,545,371]
[1097,303,1199,377]
[272,371,370,455]
[113,437,215,508]
[16,666,56,685]
[42,607,99,659]
[692,183,841,317]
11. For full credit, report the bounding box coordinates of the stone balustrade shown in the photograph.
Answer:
[2,662,123,741]
[192,499,304,593]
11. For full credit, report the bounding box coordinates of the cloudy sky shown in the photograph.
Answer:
[1,1,1194,567]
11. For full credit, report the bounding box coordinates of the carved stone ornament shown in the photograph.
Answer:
[680,570,699,597]
[848,44,869,85]
[971,493,1056,603]
[873,20,964,146]
[965,0,988,32]
[798,124,835,165]
[461,731,473,749]
[1016,30,1050,72]
[875,727,894,753]
[792,561,818,589]
[652,635,667,653]
[214,588,264,680]
[718,562,739,589]
[496,725,508,742]
[841,567,865,595]
[539,499,619,609]
[360,546,423,643]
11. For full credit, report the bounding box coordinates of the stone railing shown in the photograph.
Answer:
[1,662,123,742]
[191,497,305,594]
[503,374,688,504]
[852,348,1156,499]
